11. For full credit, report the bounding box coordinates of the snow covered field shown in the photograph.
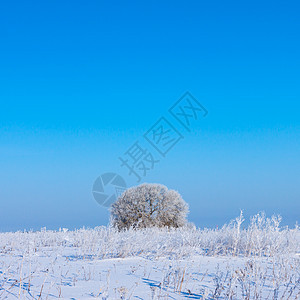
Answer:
[0,213,299,299]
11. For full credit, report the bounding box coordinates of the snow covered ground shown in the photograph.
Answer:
[0,213,299,299]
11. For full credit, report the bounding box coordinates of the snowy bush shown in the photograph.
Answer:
[110,183,189,230]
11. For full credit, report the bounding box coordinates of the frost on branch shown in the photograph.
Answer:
[110,183,189,230]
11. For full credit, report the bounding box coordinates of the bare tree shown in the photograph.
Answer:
[110,183,189,230]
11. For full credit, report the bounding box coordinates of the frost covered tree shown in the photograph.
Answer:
[110,183,189,230]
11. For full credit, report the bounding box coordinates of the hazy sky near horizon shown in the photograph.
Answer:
[0,0,299,231]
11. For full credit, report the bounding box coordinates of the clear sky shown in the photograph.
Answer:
[0,0,299,231]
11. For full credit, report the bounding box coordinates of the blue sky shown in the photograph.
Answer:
[0,0,299,231]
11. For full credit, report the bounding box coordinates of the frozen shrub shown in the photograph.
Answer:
[110,183,189,230]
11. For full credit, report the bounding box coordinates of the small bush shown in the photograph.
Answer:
[110,183,189,230]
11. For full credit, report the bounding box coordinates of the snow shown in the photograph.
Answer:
[0,213,299,299]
